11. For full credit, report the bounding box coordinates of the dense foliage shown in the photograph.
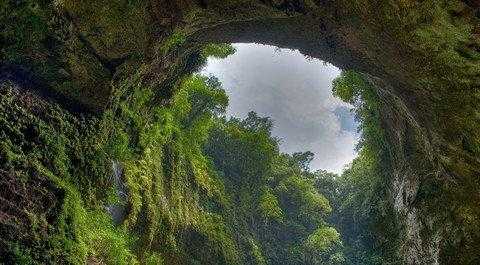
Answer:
[3,0,480,264]
[1,34,401,263]
[316,71,400,264]
[200,70,405,265]
[1,39,363,264]
[205,113,343,265]
[0,44,239,264]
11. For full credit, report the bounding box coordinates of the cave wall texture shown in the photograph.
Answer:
[1,0,480,264]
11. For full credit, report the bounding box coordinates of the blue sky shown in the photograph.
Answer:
[202,43,358,174]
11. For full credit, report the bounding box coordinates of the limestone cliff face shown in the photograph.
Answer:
[1,0,479,264]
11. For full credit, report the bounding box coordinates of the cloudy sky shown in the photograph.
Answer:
[202,43,358,174]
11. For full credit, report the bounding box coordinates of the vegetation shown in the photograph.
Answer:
[0,80,136,264]
[0,43,239,264]
[2,0,479,263]
[205,112,344,265]
[0,33,398,263]
[316,71,400,264]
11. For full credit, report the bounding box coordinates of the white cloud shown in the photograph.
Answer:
[202,43,358,174]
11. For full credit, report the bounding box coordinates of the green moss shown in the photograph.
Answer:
[249,238,267,265]
[36,163,138,265]
[159,30,188,56]
[97,70,238,263]
[0,0,67,89]
[277,175,332,215]
[259,188,284,221]
[0,81,133,264]
[5,1,479,263]
[0,0,153,112]
[145,252,165,265]
[60,0,150,59]
[305,227,341,252]
[201,43,237,59]
[196,213,240,264]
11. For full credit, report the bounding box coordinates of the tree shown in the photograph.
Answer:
[206,112,344,265]
[311,70,401,265]
[292,151,315,171]
[241,111,274,134]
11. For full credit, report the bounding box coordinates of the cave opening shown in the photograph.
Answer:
[176,42,385,264]
[201,43,359,174]
[2,1,479,264]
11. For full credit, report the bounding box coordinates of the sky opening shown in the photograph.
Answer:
[202,43,359,174]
